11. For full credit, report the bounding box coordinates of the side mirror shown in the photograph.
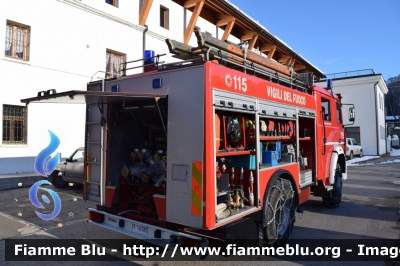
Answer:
[348,107,355,122]
[66,158,71,163]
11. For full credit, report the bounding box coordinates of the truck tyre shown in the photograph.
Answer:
[322,165,342,208]
[349,151,353,160]
[359,150,363,158]
[263,177,296,246]
[51,171,66,188]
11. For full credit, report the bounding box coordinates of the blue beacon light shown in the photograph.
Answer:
[152,78,162,89]
[327,79,332,89]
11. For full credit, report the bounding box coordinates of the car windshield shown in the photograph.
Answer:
[71,150,84,162]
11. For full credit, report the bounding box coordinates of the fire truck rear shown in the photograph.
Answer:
[21,30,355,248]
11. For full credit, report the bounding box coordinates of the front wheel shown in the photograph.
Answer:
[349,151,353,160]
[359,150,363,158]
[51,171,66,188]
[263,177,296,246]
[322,165,342,208]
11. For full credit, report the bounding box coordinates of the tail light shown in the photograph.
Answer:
[88,211,104,223]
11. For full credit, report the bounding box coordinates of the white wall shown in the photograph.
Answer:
[376,82,388,154]
[0,0,240,174]
[0,0,143,174]
[315,75,388,156]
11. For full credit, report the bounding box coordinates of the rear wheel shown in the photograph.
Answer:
[263,177,296,246]
[322,165,342,208]
[51,171,66,188]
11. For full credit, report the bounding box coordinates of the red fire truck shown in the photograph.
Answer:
[21,35,355,248]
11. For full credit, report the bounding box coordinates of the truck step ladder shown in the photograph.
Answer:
[84,102,105,204]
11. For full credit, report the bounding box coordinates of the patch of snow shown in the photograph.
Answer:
[377,159,400,165]
[393,135,399,140]
[393,181,400,185]
[347,156,380,166]
[347,152,400,166]
[347,163,374,167]
[391,149,400,156]
[395,127,400,129]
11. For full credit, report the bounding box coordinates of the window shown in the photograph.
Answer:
[321,98,331,121]
[160,6,169,29]
[71,150,84,162]
[2,105,27,144]
[5,21,30,61]
[106,50,125,78]
[336,103,342,124]
[105,0,118,7]
[345,127,360,144]
[380,125,385,140]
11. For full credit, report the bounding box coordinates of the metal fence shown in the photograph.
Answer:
[322,69,375,80]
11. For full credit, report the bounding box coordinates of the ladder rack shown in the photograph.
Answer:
[108,29,314,93]
[164,29,313,93]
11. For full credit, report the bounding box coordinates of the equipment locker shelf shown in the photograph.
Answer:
[214,108,259,221]
[216,151,252,156]
[259,136,292,141]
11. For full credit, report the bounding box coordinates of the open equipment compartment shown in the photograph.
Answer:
[214,90,259,222]
[297,111,316,188]
[258,101,297,170]
[106,96,169,219]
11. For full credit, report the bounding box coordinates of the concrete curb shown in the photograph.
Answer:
[0,173,47,191]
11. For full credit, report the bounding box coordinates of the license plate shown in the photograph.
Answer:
[108,217,118,224]
[131,222,149,236]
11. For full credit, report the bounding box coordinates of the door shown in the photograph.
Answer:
[351,139,360,155]
[320,96,335,178]
[64,148,85,183]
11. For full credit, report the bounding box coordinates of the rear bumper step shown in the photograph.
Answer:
[87,208,208,248]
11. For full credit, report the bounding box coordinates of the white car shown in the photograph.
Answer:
[50,147,84,188]
[346,138,363,160]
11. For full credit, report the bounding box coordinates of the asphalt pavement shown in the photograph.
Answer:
[0,161,399,266]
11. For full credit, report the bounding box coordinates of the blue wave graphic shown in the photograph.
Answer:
[29,180,62,221]
[46,152,60,176]
[34,130,60,177]
[42,195,50,204]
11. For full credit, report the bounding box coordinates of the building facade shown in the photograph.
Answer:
[316,71,388,156]
[1,0,323,175]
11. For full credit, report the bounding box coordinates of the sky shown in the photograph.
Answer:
[227,0,400,81]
